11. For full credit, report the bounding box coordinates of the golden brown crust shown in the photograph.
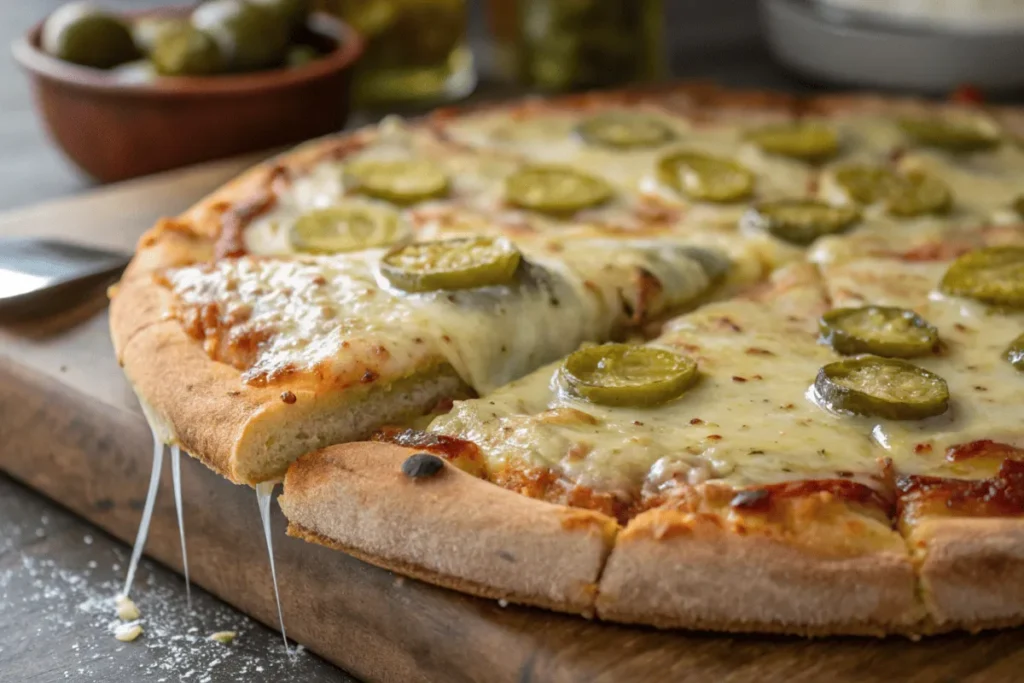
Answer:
[119,318,471,484]
[595,506,922,636]
[905,517,1024,629]
[279,441,617,614]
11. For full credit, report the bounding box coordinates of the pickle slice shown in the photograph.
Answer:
[657,151,754,203]
[833,164,951,217]
[288,204,405,254]
[820,306,938,358]
[505,165,613,215]
[898,115,1002,153]
[939,246,1024,308]
[380,237,521,292]
[347,159,449,205]
[576,112,675,149]
[745,123,839,162]
[746,199,860,246]
[814,357,949,420]
[1005,333,1024,371]
[886,170,952,218]
[833,164,895,205]
[560,344,698,407]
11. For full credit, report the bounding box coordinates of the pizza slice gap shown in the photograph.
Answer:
[817,250,1024,632]
[279,263,921,633]
[114,236,727,486]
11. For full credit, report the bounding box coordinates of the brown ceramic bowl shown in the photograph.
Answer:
[12,7,364,183]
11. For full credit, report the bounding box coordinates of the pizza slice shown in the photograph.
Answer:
[818,247,1024,630]
[112,233,729,485]
[278,264,922,634]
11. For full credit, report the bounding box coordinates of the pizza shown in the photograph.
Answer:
[108,82,1024,636]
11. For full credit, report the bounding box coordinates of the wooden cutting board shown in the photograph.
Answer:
[1,159,1023,683]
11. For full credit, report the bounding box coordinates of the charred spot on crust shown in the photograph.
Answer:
[401,453,445,479]
[280,391,297,404]
[732,479,893,515]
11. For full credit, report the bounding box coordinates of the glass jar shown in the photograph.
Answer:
[319,0,476,107]
[515,0,664,91]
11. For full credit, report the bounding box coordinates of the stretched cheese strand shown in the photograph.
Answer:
[170,445,192,610]
[256,481,290,652]
[123,431,164,597]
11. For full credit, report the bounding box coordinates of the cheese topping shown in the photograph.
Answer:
[168,240,721,392]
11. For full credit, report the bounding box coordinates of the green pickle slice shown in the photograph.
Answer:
[745,123,839,162]
[658,151,754,203]
[939,246,1024,308]
[833,164,951,217]
[288,204,404,254]
[505,165,613,215]
[347,159,450,205]
[814,357,949,420]
[820,306,938,358]
[886,170,952,218]
[380,237,521,293]
[576,112,675,149]
[1005,333,1024,371]
[560,344,698,407]
[747,199,860,246]
[898,115,1002,153]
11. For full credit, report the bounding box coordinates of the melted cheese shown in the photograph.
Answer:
[430,297,881,498]
[168,241,719,393]
[822,258,1024,478]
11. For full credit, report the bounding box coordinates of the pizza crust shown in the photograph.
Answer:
[119,319,471,485]
[595,506,922,636]
[279,441,617,614]
[907,517,1024,630]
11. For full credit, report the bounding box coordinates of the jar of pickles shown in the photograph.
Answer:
[318,0,475,106]
[514,0,664,91]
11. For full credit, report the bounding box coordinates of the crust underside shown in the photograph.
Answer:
[110,82,1024,636]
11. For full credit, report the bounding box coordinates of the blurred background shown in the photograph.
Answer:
[5,0,1024,209]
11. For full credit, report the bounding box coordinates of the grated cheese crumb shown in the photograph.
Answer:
[114,623,143,642]
[115,595,140,621]
[209,631,237,645]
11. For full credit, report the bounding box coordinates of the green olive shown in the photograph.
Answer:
[347,159,450,205]
[833,164,951,217]
[939,246,1024,308]
[575,112,675,149]
[151,26,224,76]
[745,122,839,162]
[248,0,310,32]
[814,357,949,420]
[42,2,140,69]
[380,237,521,292]
[288,204,406,254]
[745,199,860,246]
[657,151,754,203]
[131,17,190,55]
[505,165,613,215]
[898,115,1001,153]
[820,306,939,358]
[192,0,289,71]
[560,344,698,407]
[886,170,952,218]
[1004,333,1024,371]
[285,44,320,68]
